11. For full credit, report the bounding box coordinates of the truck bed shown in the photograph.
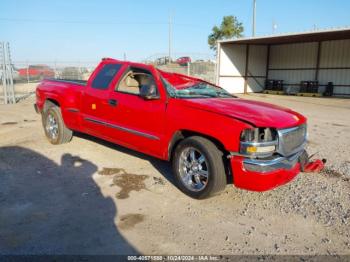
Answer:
[45,78,87,86]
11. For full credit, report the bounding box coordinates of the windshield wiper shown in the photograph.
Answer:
[216,91,234,97]
[188,92,218,97]
[176,92,217,98]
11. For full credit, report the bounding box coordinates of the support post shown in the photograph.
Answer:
[315,41,322,81]
[265,44,271,83]
[1,42,8,104]
[252,0,256,36]
[244,44,250,94]
[26,60,30,83]
[54,60,57,78]
[6,42,15,103]
[215,42,221,85]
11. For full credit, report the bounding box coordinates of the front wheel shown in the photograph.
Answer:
[172,136,227,199]
[42,102,73,145]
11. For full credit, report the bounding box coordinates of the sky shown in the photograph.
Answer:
[1,0,350,62]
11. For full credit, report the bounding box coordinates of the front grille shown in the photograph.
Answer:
[278,124,307,156]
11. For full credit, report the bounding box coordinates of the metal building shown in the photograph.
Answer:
[216,28,350,96]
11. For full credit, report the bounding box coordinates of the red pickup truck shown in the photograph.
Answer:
[19,65,55,80]
[35,58,309,199]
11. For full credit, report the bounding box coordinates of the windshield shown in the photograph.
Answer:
[159,71,235,98]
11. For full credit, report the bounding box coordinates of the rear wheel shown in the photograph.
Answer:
[42,102,73,145]
[172,136,227,199]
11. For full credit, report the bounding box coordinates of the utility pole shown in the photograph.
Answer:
[168,12,172,64]
[0,42,15,104]
[252,0,256,37]
[54,60,57,78]
[26,60,29,83]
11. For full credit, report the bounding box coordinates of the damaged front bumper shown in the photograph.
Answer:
[228,150,307,191]
[242,150,305,173]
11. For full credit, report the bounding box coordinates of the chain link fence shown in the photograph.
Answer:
[144,53,217,84]
[2,59,216,101]
[1,61,98,101]
[156,61,216,84]
[12,61,98,82]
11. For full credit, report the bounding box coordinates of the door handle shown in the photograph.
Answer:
[108,99,118,107]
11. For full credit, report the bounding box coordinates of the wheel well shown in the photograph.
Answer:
[168,130,232,183]
[44,98,60,110]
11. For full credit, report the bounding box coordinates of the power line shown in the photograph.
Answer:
[0,17,166,25]
[0,17,207,29]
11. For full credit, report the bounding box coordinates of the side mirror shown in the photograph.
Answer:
[139,85,159,100]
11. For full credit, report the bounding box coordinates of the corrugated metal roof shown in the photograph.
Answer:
[219,27,350,45]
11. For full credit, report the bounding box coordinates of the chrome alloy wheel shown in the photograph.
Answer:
[45,113,59,140]
[178,147,209,192]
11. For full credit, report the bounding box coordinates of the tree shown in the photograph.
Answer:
[208,16,244,51]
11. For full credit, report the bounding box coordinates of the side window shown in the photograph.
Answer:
[116,68,158,96]
[91,64,122,90]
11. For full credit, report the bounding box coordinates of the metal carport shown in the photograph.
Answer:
[216,28,350,96]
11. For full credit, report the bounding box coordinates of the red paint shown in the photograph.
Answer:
[170,98,306,129]
[230,156,300,191]
[176,56,191,66]
[304,160,325,173]
[36,58,308,192]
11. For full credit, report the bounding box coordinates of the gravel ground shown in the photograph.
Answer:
[0,92,349,256]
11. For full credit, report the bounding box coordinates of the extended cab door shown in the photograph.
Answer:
[81,62,124,137]
[106,65,167,157]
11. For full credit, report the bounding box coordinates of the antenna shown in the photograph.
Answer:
[252,0,256,36]
[272,21,277,34]
[168,11,173,63]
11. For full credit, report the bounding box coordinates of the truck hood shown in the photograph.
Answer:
[179,98,306,129]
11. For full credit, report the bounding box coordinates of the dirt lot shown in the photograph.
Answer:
[0,91,349,255]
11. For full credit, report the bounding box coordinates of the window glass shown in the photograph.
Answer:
[91,64,122,89]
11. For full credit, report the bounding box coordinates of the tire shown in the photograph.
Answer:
[172,136,227,199]
[42,101,73,145]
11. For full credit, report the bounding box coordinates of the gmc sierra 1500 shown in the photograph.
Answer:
[35,58,310,199]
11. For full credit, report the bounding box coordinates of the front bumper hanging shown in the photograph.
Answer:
[228,150,325,192]
[242,150,305,173]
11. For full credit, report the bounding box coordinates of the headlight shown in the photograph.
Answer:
[240,128,278,158]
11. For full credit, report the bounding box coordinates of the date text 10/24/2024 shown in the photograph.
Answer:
[127,255,221,261]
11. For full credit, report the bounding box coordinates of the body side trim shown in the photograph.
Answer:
[84,117,160,141]
[67,108,80,113]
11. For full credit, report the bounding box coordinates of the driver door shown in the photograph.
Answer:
[106,66,167,157]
